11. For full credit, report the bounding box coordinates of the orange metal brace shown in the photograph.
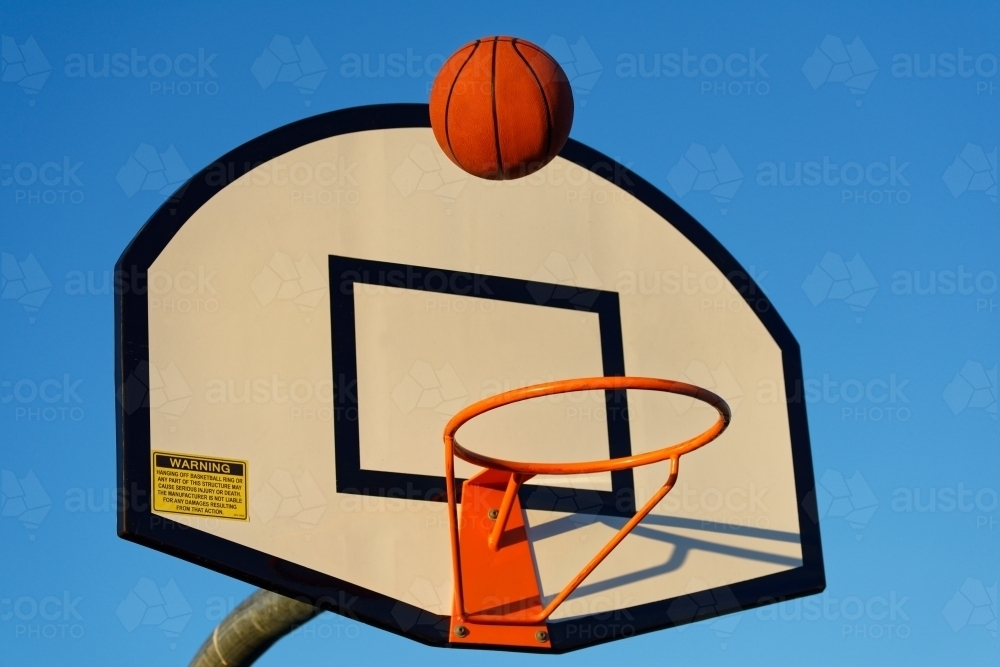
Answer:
[443,376,731,648]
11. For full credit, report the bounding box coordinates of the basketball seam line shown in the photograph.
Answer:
[444,41,480,174]
[515,41,564,72]
[490,36,503,179]
[511,39,553,161]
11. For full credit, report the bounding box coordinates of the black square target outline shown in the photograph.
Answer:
[329,254,636,517]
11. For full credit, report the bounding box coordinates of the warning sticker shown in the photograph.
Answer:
[152,452,248,520]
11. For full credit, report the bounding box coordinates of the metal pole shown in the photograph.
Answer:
[189,589,322,667]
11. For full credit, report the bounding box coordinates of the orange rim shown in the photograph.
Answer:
[444,376,732,627]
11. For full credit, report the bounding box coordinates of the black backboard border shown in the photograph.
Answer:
[116,103,824,653]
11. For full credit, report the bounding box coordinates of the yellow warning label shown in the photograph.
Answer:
[152,451,248,520]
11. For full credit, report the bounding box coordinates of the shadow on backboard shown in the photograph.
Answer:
[526,513,802,601]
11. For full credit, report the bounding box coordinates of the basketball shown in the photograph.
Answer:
[429,36,574,180]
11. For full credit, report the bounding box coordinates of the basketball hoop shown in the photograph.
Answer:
[443,376,731,648]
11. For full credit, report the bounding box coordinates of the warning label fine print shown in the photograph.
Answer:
[152,452,248,520]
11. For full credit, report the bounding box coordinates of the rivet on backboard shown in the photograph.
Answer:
[454,625,468,638]
[535,630,548,643]
[487,509,499,520]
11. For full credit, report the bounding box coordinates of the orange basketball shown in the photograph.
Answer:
[429,36,574,180]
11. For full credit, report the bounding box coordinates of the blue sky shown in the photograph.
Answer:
[2,1,997,664]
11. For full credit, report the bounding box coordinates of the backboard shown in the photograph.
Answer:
[116,103,824,652]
